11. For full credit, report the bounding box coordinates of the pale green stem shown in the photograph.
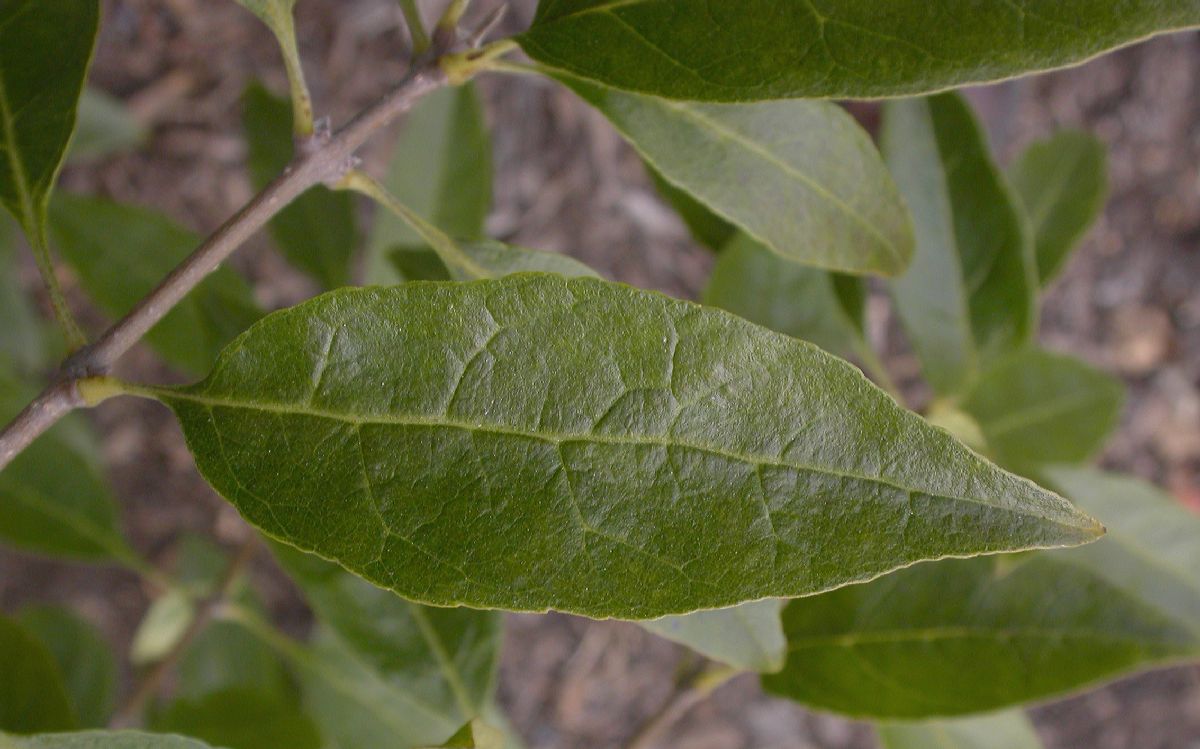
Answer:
[337,170,491,280]
[31,224,86,350]
[436,0,471,35]
[398,0,430,55]
[270,13,315,137]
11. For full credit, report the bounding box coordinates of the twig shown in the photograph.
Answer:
[0,62,448,473]
[108,539,258,728]
[625,664,738,749]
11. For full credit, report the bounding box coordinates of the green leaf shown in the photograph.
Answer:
[703,233,867,360]
[0,377,131,562]
[17,607,116,729]
[272,545,500,737]
[1043,466,1200,636]
[0,614,76,733]
[639,599,785,673]
[0,0,97,242]
[243,82,358,288]
[156,274,1100,619]
[882,92,1035,395]
[877,711,1043,749]
[959,349,1124,474]
[0,732,215,748]
[67,88,145,166]
[762,553,1199,718]
[130,590,194,667]
[419,720,505,749]
[519,1,1200,101]
[0,216,47,375]
[367,85,491,285]
[154,688,321,749]
[562,76,912,276]
[645,162,735,252]
[1007,132,1108,285]
[49,194,263,375]
[389,241,599,282]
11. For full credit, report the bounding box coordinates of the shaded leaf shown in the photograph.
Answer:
[1007,132,1108,285]
[0,732,215,748]
[367,85,491,284]
[0,614,76,733]
[639,599,785,673]
[878,710,1043,749]
[520,1,1200,101]
[763,553,1198,718]
[243,82,358,288]
[17,607,116,729]
[130,590,193,667]
[0,216,47,374]
[960,349,1124,474]
[645,162,735,252]
[67,88,145,165]
[882,92,1035,395]
[563,76,912,276]
[49,194,262,375]
[389,241,598,282]
[156,275,1099,619]
[419,720,505,749]
[703,233,867,360]
[154,688,320,749]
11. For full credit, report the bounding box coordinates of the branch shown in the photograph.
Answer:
[0,62,448,473]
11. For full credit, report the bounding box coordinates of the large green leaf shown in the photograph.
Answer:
[367,85,492,284]
[960,349,1124,474]
[17,607,116,729]
[49,194,262,375]
[67,88,145,166]
[882,92,1035,395]
[0,377,131,562]
[645,163,735,252]
[153,275,1099,618]
[154,688,321,749]
[762,553,1199,718]
[639,599,785,673]
[0,0,97,243]
[0,615,76,733]
[563,76,912,276]
[0,216,47,375]
[272,545,500,735]
[877,711,1043,749]
[0,733,215,748]
[519,1,1200,101]
[1044,466,1200,636]
[243,82,358,288]
[1007,132,1108,285]
[703,233,867,361]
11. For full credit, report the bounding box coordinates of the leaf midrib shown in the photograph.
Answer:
[158,388,1090,534]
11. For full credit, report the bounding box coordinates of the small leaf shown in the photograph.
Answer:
[1007,132,1108,285]
[367,85,492,284]
[639,599,786,673]
[49,194,263,375]
[645,162,735,252]
[0,614,77,733]
[878,711,1044,749]
[0,377,131,562]
[154,688,321,749]
[562,76,913,276]
[67,88,145,165]
[17,607,116,729]
[130,590,194,667]
[0,732,216,748]
[389,241,599,282]
[520,1,1200,101]
[960,349,1124,474]
[0,0,98,241]
[703,233,868,360]
[763,553,1198,718]
[243,82,359,288]
[882,92,1035,394]
[157,275,1100,619]
[0,216,48,375]
[420,720,505,749]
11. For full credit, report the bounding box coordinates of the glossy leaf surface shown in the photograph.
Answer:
[763,553,1198,718]
[243,82,358,288]
[1007,132,1108,284]
[0,615,76,733]
[640,599,786,673]
[17,607,115,728]
[367,85,491,284]
[160,275,1099,618]
[882,93,1034,394]
[50,195,262,375]
[564,76,912,276]
[877,711,1043,749]
[0,0,97,240]
[960,350,1124,474]
[155,688,321,749]
[0,733,214,749]
[520,1,1200,101]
